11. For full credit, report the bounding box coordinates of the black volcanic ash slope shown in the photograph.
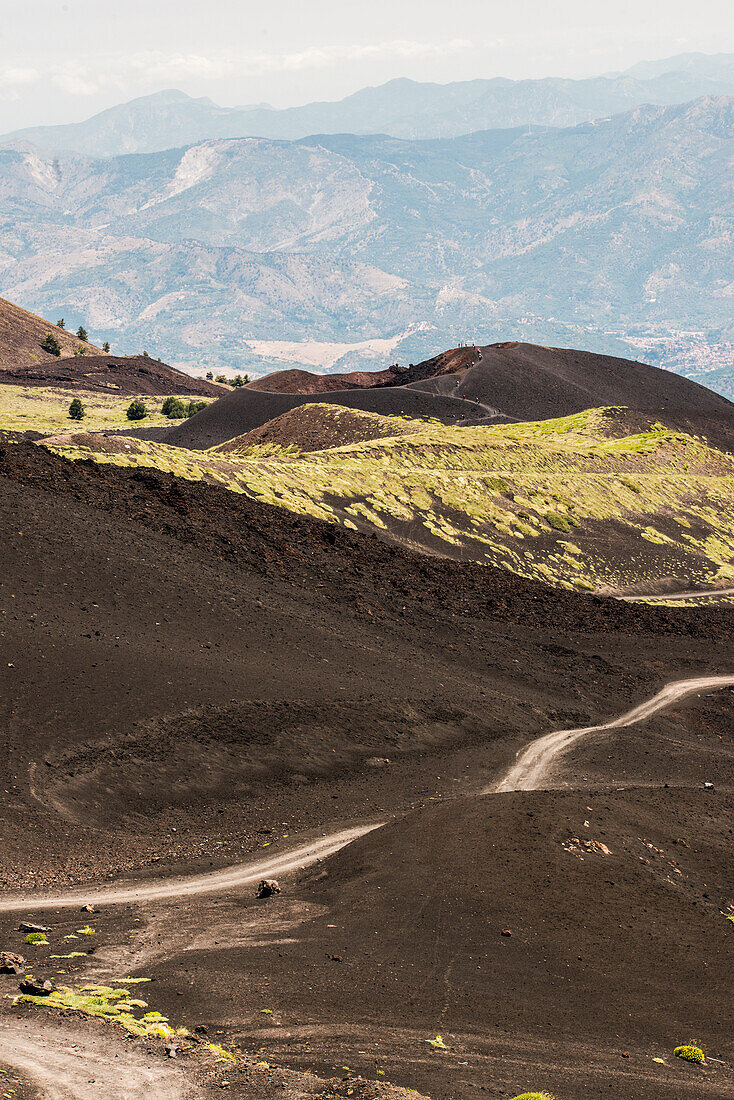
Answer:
[404,342,734,449]
[2,441,733,889]
[167,341,734,451]
[165,383,479,449]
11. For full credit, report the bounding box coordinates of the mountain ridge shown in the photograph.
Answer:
[3,52,734,155]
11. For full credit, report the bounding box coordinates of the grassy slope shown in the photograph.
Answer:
[40,404,734,595]
[0,384,211,434]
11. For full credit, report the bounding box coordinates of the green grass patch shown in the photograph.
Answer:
[0,383,211,435]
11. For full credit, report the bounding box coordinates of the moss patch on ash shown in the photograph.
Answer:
[674,1045,705,1064]
[16,982,235,1062]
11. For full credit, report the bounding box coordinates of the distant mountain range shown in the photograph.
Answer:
[2,52,734,155]
[0,93,732,392]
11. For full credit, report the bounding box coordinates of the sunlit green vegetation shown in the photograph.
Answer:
[0,383,211,434]
[40,403,734,595]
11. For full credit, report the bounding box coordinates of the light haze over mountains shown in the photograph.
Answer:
[2,52,734,154]
[0,52,733,393]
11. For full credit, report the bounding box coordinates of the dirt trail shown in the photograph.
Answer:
[2,676,733,914]
[623,587,734,603]
[494,673,734,793]
[0,826,375,911]
[405,383,502,421]
[2,673,733,1100]
[0,1020,197,1099]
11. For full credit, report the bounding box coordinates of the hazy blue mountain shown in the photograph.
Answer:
[0,96,731,391]
[2,54,734,156]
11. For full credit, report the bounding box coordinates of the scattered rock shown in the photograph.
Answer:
[18,922,50,934]
[19,978,55,996]
[563,836,612,858]
[256,879,281,898]
[366,757,391,767]
[80,904,96,913]
[703,781,715,790]
[0,952,25,974]
[165,1044,178,1058]
[501,929,512,937]
[194,1024,208,1035]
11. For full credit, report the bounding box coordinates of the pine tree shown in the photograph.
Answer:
[41,333,62,356]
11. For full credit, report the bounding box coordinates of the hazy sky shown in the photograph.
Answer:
[1,0,733,129]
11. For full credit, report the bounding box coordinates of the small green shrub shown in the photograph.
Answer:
[68,398,85,421]
[126,400,147,421]
[426,1035,448,1049]
[187,400,207,418]
[25,932,48,945]
[674,1045,705,1064]
[102,341,110,352]
[76,326,88,341]
[161,397,187,419]
[73,345,87,357]
[41,333,62,356]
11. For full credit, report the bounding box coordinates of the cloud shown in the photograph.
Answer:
[117,39,475,86]
[0,67,40,89]
[270,39,474,72]
[53,71,101,96]
[241,38,475,74]
[129,53,236,83]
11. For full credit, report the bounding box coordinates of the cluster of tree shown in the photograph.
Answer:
[47,320,110,354]
[205,371,250,387]
[161,397,208,420]
[67,397,209,423]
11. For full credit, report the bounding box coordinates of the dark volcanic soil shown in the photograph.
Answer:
[166,385,481,449]
[247,366,403,392]
[215,405,411,453]
[2,439,732,886]
[0,354,222,397]
[404,342,734,451]
[168,341,734,451]
[2,440,734,1100]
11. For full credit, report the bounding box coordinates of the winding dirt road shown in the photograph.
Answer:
[2,674,732,913]
[2,672,733,1099]
[494,673,734,793]
[0,826,375,912]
